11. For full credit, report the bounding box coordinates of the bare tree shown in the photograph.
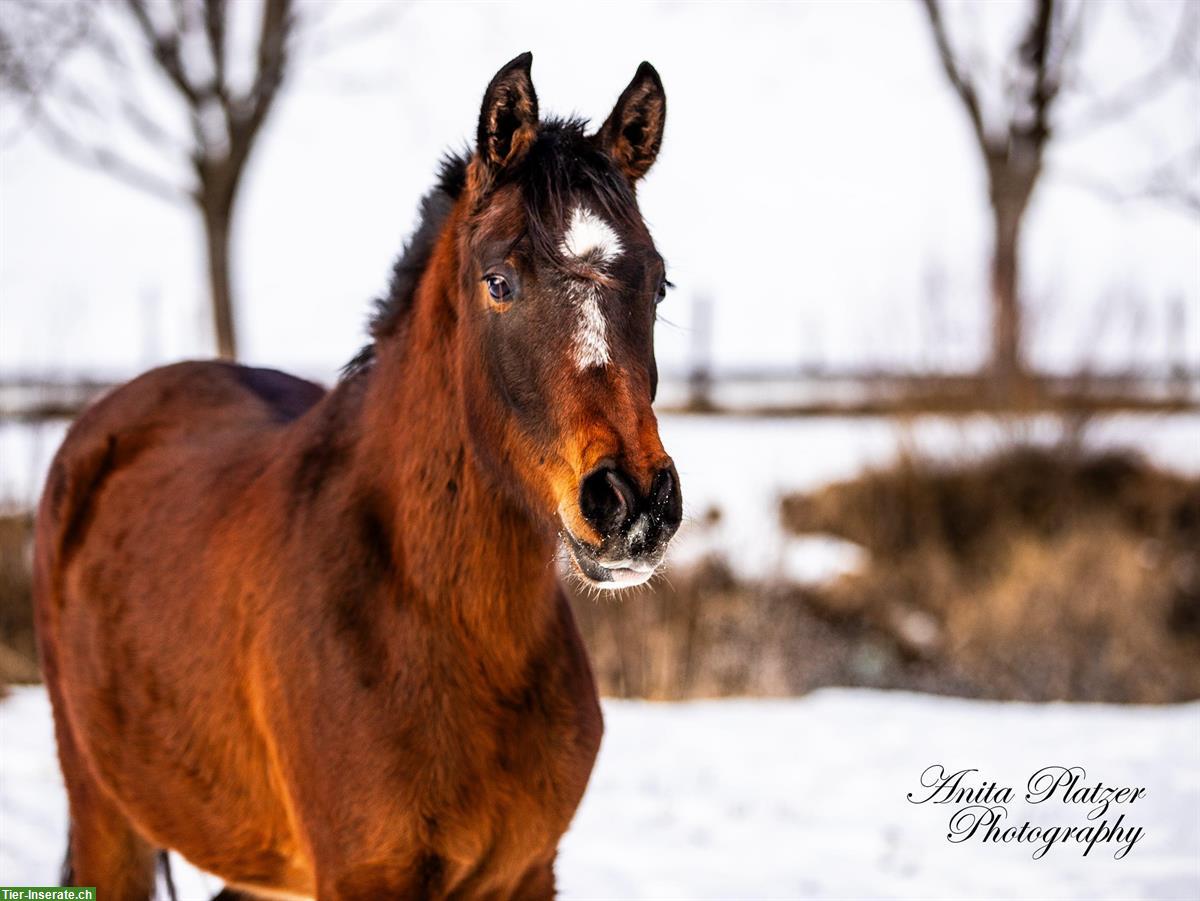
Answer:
[918,0,1198,396]
[1,0,296,360]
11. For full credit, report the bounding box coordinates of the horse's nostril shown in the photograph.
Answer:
[651,467,683,529]
[651,469,672,507]
[579,467,635,537]
[579,465,681,544]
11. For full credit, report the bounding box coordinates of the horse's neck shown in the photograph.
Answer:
[328,225,558,673]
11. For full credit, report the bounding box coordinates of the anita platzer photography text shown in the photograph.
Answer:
[908,766,1148,860]
[1,1,1197,899]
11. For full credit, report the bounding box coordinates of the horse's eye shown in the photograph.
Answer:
[656,278,673,305]
[484,274,512,301]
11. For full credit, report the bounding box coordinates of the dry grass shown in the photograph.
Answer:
[566,558,904,699]
[569,444,1200,702]
[778,444,1200,701]
[0,511,39,685]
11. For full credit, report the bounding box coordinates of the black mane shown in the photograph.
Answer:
[341,118,639,379]
[341,154,467,378]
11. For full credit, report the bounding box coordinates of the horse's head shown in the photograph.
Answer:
[457,53,681,589]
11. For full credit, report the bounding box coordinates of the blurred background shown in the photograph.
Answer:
[6,0,1197,703]
[1,1,1199,896]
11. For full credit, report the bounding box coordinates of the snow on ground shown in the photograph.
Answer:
[2,687,1197,899]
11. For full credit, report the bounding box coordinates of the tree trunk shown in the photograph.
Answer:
[201,194,237,360]
[989,200,1024,394]
[985,149,1039,402]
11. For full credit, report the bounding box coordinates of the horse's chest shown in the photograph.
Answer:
[290,595,602,892]
[442,694,596,826]
[414,682,602,887]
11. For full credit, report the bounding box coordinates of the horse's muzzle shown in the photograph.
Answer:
[566,463,682,588]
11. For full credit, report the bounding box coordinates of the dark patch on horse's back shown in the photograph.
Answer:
[75,361,321,435]
[286,379,365,513]
[229,364,325,422]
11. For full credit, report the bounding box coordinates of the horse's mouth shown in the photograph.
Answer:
[562,532,658,590]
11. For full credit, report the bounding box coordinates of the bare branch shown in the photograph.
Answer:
[41,70,187,157]
[203,0,228,100]
[227,0,292,169]
[1055,168,1200,214]
[253,0,293,115]
[1062,0,1200,138]
[0,0,94,98]
[124,0,204,108]
[1143,141,1200,215]
[1014,0,1062,146]
[30,98,190,204]
[918,0,990,150]
[1049,141,1200,217]
[117,94,191,154]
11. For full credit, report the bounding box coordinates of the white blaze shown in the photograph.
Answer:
[563,206,623,263]
[562,206,622,370]
[571,283,610,369]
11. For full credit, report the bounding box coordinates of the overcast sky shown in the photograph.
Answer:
[2,0,1197,384]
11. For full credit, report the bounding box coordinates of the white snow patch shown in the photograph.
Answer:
[779,535,868,585]
[3,687,1197,899]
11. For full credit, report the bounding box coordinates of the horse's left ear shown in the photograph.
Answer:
[477,52,539,172]
[594,62,666,181]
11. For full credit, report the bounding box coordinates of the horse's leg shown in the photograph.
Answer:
[54,714,156,899]
[315,857,556,901]
[512,857,556,901]
[63,780,156,899]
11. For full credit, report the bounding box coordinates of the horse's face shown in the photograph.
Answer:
[459,54,682,589]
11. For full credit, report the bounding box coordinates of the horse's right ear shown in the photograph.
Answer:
[475,52,539,176]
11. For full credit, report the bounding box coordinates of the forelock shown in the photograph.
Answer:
[507,118,642,269]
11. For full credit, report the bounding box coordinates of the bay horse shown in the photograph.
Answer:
[33,52,681,900]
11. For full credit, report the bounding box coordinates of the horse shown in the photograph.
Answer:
[32,52,681,900]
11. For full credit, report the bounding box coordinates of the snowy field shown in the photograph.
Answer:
[2,686,1198,899]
